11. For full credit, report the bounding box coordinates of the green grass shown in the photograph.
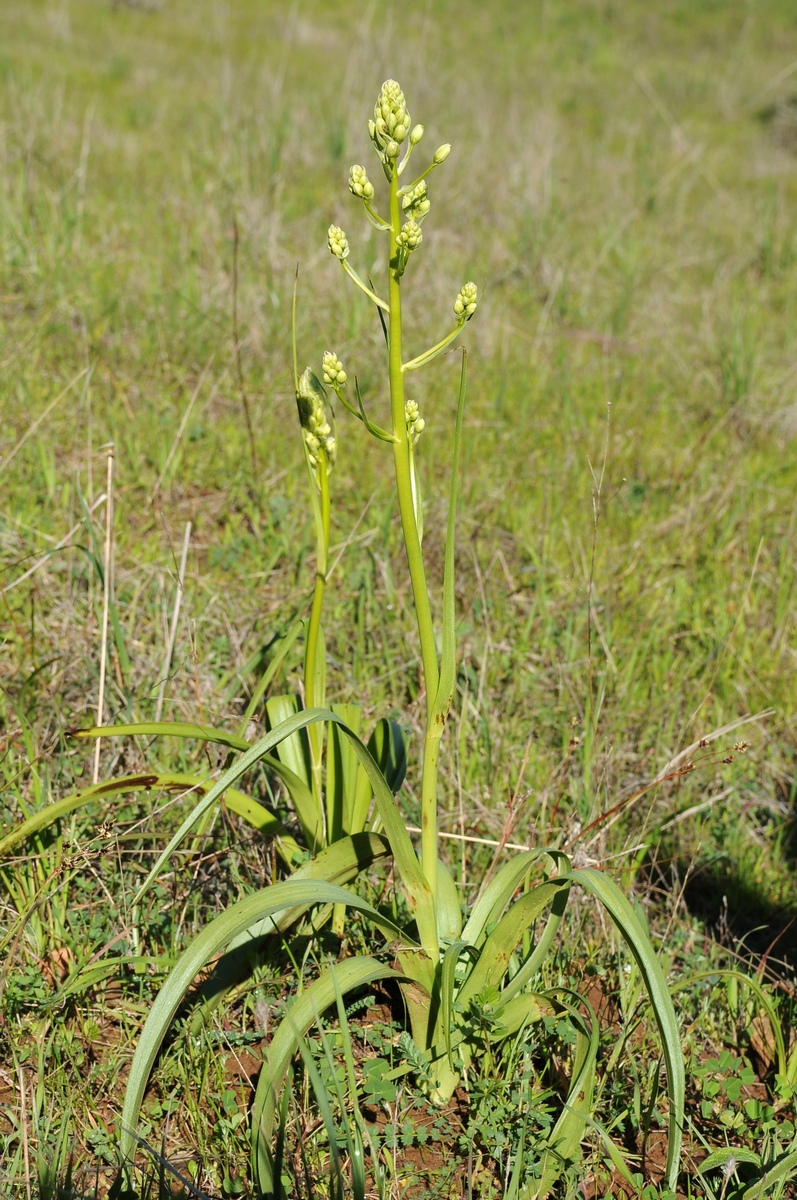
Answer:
[2,0,797,1196]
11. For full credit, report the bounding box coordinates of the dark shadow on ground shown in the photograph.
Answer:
[644,848,797,979]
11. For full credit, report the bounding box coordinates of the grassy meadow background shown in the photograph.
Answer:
[2,0,797,1195]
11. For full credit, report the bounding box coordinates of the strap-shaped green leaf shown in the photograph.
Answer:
[531,999,598,1199]
[327,702,362,837]
[125,710,314,905]
[743,1149,797,1199]
[492,991,554,1038]
[186,833,395,1029]
[265,694,323,848]
[70,722,315,858]
[350,717,407,834]
[265,695,312,785]
[70,720,251,752]
[123,708,435,951]
[239,756,318,852]
[436,855,463,940]
[462,849,569,947]
[223,832,392,954]
[700,1147,762,1174]
[119,881,404,1166]
[439,939,478,1067]
[458,881,568,1008]
[498,878,570,1004]
[573,867,684,1192]
[249,956,404,1193]
[0,772,290,860]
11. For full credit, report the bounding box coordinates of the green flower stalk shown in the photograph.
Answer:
[294,364,335,809]
[328,79,478,927]
[402,280,480,372]
[328,222,389,311]
[348,166,390,231]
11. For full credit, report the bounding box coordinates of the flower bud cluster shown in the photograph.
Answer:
[402,180,430,222]
[396,219,423,253]
[369,79,411,164]
[322,350,347,390]
[405,398,426,444]
[348,165,374,202]
[297,368,336,469]
[327,225,349,260]
[454,281,479,321]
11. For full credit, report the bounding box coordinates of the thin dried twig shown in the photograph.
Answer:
[0,366,89,478]
[93,446,114,785]
[18,1064,31,1200]
[155,521,192,722]
[1,494,106,595]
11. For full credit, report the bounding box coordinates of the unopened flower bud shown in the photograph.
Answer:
[402,180,430,221]
[297,367,336,470]
[372,80,412,163]
[303,429,319,466]
[348,164,374,201]
[322,350,347,388]
[405,397,425,444]
[433,144,451,165]
[397,219,423,252]
[454,281,478,320]
[410,124,424,145]
[327,225,349,260]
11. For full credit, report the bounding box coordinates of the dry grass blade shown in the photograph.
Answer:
[154,520,192,723]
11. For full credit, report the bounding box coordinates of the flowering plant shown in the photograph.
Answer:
[113,80,684,1197]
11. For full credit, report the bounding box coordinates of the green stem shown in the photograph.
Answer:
[387,173,440,716]
[341,260,389,311]
[403,322,465,372]
[387,166,440,905]
[420,729,441,906]
[304,457,330,818]
[333,382,396,443]
[363,200,390,230]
